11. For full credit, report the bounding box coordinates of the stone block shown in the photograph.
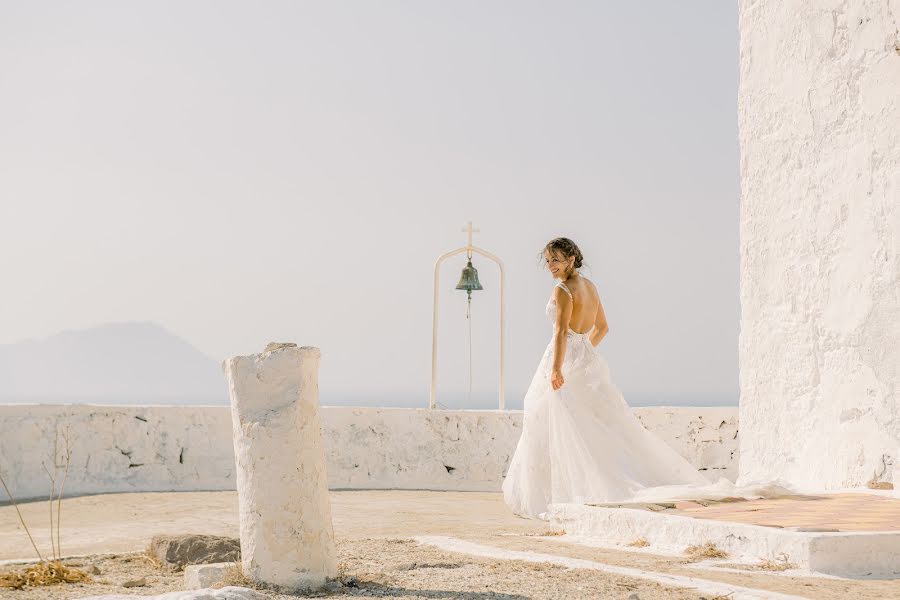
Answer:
[223,343,337,591]
[184,562,236,589]
[148,534,240,571]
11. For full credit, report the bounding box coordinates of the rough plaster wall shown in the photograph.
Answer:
[738,0,900,488]
[0,405,738,501]
[634,407,738,481]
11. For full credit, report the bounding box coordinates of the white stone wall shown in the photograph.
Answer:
[633,407,738,482]
[738,0,900,488]
[0,405,738,501]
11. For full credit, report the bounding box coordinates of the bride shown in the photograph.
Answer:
[502,237,758,520]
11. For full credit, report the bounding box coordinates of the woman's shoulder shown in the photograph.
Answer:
[552,280,572,297]
[553,276,597,296]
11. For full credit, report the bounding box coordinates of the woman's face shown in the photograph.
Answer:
[544,249,572,279]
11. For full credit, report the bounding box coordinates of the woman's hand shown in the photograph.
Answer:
[551,368,565,390]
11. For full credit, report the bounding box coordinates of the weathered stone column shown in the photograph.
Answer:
[222,342,337,591]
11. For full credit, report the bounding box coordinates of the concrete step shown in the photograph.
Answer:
[549,502,900,579]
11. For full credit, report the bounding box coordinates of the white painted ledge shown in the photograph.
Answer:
[0,404,738,500]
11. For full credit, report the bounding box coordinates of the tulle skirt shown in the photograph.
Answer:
[501,332,787,519]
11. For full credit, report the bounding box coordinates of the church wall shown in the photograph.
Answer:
[738,0,900,488]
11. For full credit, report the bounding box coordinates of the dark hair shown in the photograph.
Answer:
[539,237,585,275]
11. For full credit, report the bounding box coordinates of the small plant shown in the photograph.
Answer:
[0,424,92,590]
[627,538,650,548]
[41,425,74,561]
[684,541,728,560]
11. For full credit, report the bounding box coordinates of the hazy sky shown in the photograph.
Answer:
[0,1,740,409]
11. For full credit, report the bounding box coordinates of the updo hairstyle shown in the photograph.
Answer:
[539,237,585,276]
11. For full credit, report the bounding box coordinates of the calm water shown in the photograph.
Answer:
[0,392,738,410]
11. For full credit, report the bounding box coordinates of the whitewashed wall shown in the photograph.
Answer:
[738,0,900,489]
[0,405,737,501]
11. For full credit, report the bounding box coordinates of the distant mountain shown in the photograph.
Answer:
[0,322,228,404]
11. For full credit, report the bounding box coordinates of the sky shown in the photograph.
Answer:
[0,1,741,409]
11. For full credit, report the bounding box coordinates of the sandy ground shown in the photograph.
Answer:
[0,539,714,600]
[1,490,898,600]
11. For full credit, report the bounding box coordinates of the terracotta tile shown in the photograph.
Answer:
[669,493,900,532]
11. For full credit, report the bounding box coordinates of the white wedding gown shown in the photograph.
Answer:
[502,280,788,520]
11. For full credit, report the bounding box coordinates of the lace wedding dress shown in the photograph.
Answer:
[502,280,787,520]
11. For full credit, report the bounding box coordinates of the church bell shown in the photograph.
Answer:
[455,259,484,298]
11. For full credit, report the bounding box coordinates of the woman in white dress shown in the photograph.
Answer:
[502,237,717,520]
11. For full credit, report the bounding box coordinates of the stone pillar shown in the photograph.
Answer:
[222,342,337,591]
[738,0,900,489]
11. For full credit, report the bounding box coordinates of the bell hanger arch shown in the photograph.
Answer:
[430,220,506,410]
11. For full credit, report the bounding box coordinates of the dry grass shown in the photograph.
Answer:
[867,481,893,490]
[217,561,257,589]
[718,552,800,574]
[684,541,728,560]
[333,556,388,587]
[627,538,650,548]
[523,529,566,537]
[335,560,350,580]
[139,546,165,570]
[755,553,798,571]
[0,560,92,590]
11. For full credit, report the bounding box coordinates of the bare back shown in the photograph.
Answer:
[556,277,601,334]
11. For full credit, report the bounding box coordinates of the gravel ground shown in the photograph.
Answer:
[0,538,711,600]
[3,490,898,600]
[475,535,900,600]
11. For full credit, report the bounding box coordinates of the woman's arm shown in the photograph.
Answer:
[551,287,571,388]
[589,291,609,348]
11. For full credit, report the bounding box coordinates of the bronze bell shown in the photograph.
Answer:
[455,259,483,296]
